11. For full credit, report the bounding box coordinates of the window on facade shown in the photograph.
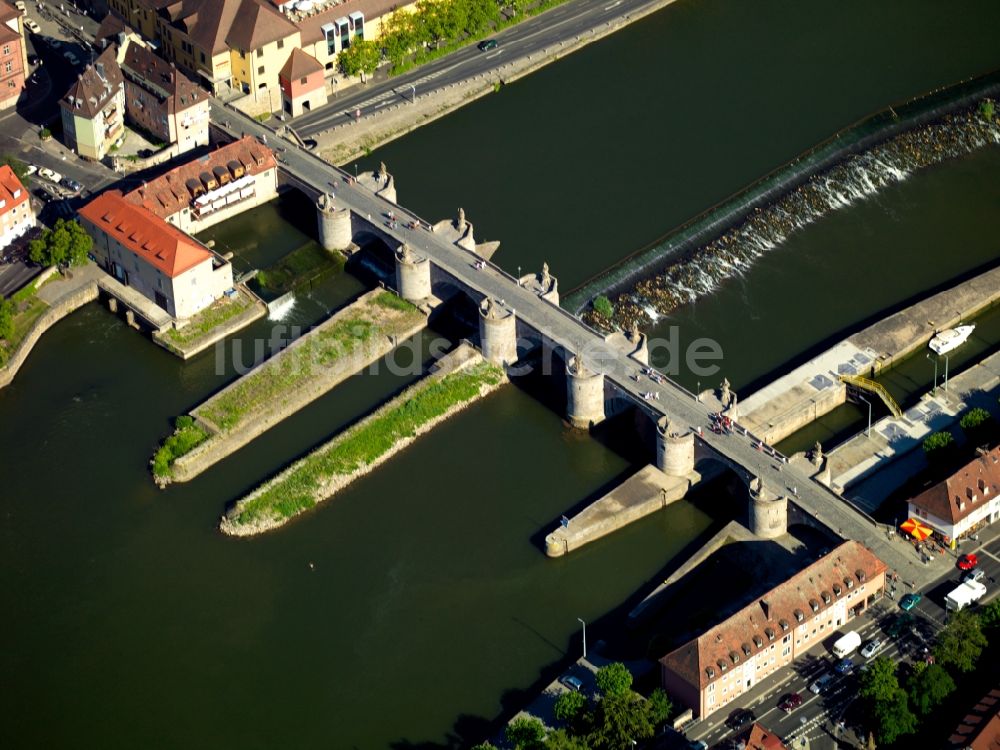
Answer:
[3,61,11,74]
[201,52,206,63]
[258,66,265,75]
[300,76,307,84]
[2,44,9,55]
[277,39,284,49]
[239,50,246,59]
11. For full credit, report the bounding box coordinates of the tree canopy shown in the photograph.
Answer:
[921,430,954,455]
[858,657,899,703]
[871,688,917,745]
[338,39,382,78]
[28,219,92,268]
[934,609,988,672]
[907,663,955,716]
[959,406,992,432]
[553,690,587,723]
[0,298,14,342]
[505,715,546,750]
[595,662,632,698]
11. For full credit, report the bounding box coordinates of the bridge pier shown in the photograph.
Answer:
[748,476,788,539]
[316,194,352,252]
[656,416,695,476]
[479,297,518,365]
[394,243,431,302]
[566,355,605,429]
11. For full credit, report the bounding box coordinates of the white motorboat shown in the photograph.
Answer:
[928,324,975,355]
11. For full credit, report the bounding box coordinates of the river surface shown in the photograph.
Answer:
[4,1,1000,748]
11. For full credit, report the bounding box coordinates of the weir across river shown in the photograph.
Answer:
[210,100,925,582]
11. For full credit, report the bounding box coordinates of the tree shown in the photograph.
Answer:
[0,153,28,181]
[978,599,1000,631]
[543,728,589,750]
[907,663,955,715]
[921,430,954,455]
[593,295,614,319]
[28,219,92,268]
[595,663,632,698]
[0,297,14,341]
[646,688,672,726]
[553,690,587,723]
[871,688,917,745]
[934,609,988,672]
[587,691,654,750]
[960,407,992,430]
[858,657,899,703]
[505,715,546,750]
[337,39,382,78]
[471,744,498,750]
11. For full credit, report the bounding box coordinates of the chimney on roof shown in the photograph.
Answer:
[96,62,106,80]
[979,478,988,494]
[967,487,977,502]
[761,598,773,621]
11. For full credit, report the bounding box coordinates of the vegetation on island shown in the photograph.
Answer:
[196,292,422,432]
[474,662,672,750]
[151,416,209,479]
[28,219,92,268]
[161,291,259,349]
[224,361,504,530]
[592,295,614,320]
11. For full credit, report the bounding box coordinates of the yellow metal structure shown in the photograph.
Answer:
[839,373,903,418]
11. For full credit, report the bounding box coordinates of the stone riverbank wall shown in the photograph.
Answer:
[0,278,98,390]
[566,70,1000,326]
[220,345,506,537]
[164,290,428,484]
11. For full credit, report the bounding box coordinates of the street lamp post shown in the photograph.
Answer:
[858,394,872,437]
[577,617,587,660]
[926,353,938,395]
[354,163,358,179]
[517,265,521,285]
[944,354,950,392]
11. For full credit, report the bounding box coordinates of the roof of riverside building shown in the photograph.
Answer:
[296,0,401,44]
[79,190,212,278]
[160,0,297,55]
[0,165,29,217]
[278,46,323,81]
[909,446,1000,526]
[122,136,276,219]
[121,42,206,113]
[659,540,887,691]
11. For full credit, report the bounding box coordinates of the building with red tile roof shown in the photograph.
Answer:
[0,0,29,111]
[59,46,126,160]
[909,446,1000,541]
[0,164,34,248]
[278,47,325,116]
[660,541,887,719]
[744,722,789,750]
[78,190,233,318]
[122,136,278,234]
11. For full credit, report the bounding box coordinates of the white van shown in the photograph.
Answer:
[832,631,862,658]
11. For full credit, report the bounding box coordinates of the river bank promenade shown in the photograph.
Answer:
[221,344,505,536]
[159,289,427,484]
[739,264,1000,445]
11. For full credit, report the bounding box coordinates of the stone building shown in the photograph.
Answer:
[121,135,277,233]
[120,41,209,153]
[278,47,326,117]
[908,445,1000,541]
[0,164,34,249]
[78,190,234,319]
[60,46,126,160]
[659,541,886,720]
[0,0,27,111]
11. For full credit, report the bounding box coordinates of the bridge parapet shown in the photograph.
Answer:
[520,262,559,306]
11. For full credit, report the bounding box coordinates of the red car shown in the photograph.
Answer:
[779,692,803,712]
[957,554,979,571]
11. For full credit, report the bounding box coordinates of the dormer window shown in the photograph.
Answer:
[730,651,740,665]
[809,600,819,612]
[845,577,854,589]
[753,635,763,648]
[794,610,804,622]
[821,592,832,604]
[706,667,716,679]
[833,583,842,596]
[742,644,751,657]
[779,620,789,632]
[765,628,775,641]
[717,660,728,673]
[856,570,866,582]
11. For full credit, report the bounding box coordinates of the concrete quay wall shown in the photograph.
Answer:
[545,465,697,557]
[168,291,428,484]
[0,281,98,390]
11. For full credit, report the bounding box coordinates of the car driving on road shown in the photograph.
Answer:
[958,554,979,571]
[478,39,498,51]
[725,708,756,730]
[809,673,835,694]
[962,568,985,583]
[778,692,803,712]
[860,638,883,659]
[899,592,922,612]
[60,177,83,193]
[835,657,855,675]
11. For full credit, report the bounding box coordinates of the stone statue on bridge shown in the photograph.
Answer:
[457,207,467,232]
[482,296,496,318]
[720,377,731,406]
[399,243,412,262]
[541,262,551,288]
[811,441,824,467]
[378,162,388,182]
[628,321,641,344]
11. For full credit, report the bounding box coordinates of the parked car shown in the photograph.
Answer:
[835,657,855,675]
[886,613,913,639]
[687,742,708,750]
[809,673,835,694]
[560,675,583,692]
[25,164,38,176]
[34,186,55,203]
[60,177,83,193]
[962,568,986,584]
[478,39,498,52]
[860,638,883,659]
[778,692,803,712]
[14,0,26,10]
[25,18,41,34]
[958,554,979,571]
[725,708,756,730]
[38,168,62,183]
[899,593,922,612]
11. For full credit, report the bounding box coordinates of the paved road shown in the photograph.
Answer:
[215,98,934,588]
[292,0,670,136]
